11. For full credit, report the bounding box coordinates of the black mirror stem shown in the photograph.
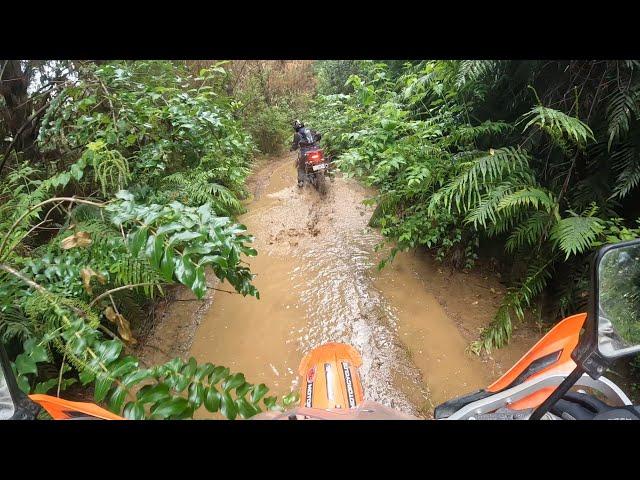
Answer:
[529,365,585,420]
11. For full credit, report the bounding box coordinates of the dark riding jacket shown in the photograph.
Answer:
[291,127,322,153]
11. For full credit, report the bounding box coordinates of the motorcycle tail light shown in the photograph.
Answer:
[305,150,324,164]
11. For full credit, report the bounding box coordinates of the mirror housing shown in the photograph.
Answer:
[573,239,640,378]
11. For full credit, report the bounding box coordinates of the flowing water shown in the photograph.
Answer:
[188,155,535,418]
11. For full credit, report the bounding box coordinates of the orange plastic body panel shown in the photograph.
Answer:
[298,342,365,410]
[29,394,124,420]
[486,312,587,410]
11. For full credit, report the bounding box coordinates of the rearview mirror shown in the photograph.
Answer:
[595,239,640,359]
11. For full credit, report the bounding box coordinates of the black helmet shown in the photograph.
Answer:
[293,119,304,130]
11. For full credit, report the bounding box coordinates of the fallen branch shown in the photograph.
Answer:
[88,283,159,308]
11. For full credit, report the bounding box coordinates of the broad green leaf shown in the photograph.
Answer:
[15,355,37,376]
[192,266,206,299]
[123,401,146,420]
[220,392,237,419]
[235,382,252,398]
[175,255,196,288]
[108,385,128,414]
[16,374,31,394]
[151,397,189,419]
[223,373,245,392]
[107,356,138,378]
[34,378,59,394]
[79,370,96,385]
[145,234,165,269]
[188,382,205,409]
[160,247,175,282]
[94,373,113,403]
[236,397,258,418]
[209,365,230,384]
[129,228,148,257]
[251,384,269,404]
[96,339,122,364]
[168,231,203,246]
[137,383,171,404]
[194,363,215,382]
[181,357,197,378]
[121,369,151,388]
[204,386,221,412]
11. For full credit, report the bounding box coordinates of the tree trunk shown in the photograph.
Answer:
[0,60,42,164]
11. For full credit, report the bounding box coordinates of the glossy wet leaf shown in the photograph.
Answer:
[160,247,175,281]
[223,373,245,392]
[251,384,269,404]
[152,397,190,419]
[188,382,205,409]
[204,385,221,412]
[94,373,113,403]
[220,391,237,419]
[236,397,258,418]
[137,383,170,404]
[123,401,146,420]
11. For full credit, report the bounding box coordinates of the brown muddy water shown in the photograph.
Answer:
[146,154,539,418]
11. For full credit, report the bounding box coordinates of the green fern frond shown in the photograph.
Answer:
[610,143,636,173]
[505,211,554,253]
[476,257,555,352]
[0,309,33,343]
[497,186,556,213]
[464,183,515,229]
[612,163,640,199]
[606,88,640,151]
[520,105,594,149]
[451,121,513,146]
[485,209,528,237]
[430,147,531,213]
[161,170,244,215]
[550,213,605,260]
[369,193,399,228]
[456,60,501,87]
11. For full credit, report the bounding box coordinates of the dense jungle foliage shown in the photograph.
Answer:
[311,60,640,356]
[0,60,301,419]
[4,58,640,419]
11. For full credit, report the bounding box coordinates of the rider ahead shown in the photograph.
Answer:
[290,119,322,188]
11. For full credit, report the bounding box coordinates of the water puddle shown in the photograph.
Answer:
[188,155,534,418]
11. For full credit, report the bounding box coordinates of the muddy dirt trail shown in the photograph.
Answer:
[184,154,537,418]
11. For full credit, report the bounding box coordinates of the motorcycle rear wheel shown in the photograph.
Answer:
[315,172,327,195]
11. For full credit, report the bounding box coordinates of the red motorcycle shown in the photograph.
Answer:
[301,148,330,195]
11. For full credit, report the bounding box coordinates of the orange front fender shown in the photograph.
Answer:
[298,342,365,410]
[29,394,124,420]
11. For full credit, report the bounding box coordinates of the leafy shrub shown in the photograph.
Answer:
[0,61,297,418]
[312,60,640,352]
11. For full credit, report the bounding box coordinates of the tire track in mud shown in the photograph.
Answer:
[291,175,428,415]
[187,154,534,418]
[188,155,427,416]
